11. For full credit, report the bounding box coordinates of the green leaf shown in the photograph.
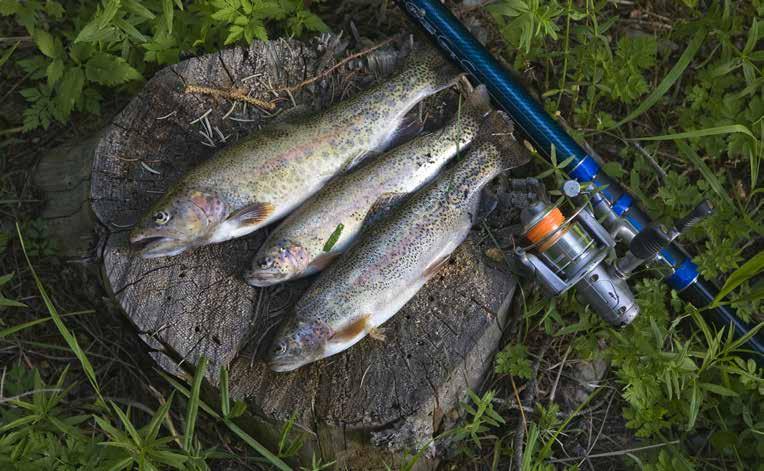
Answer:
[0,296,28,308]
[111,402,142,446]
[98,0,122,29]
[0,273,27,308]
[86,53,142,85]
[162,0,173,34]
[323,223,344,252]
[220,366,230,418]
[631,124,755,142]
[55,67,85,117]
[146,393,174,442]
[699,382,739,397]
[123,0,155,19]
[113,17,148,43]
[16,224,104,405]
[33,30,56,58]
[160,370,288,470]
[47,59,64,87]
[611,29,706,129]
[744,19,759,55]
[713,250,764,305]
[675,140,734,208]
[184,356,207,451]
[0,40,20,68]
[687,381,700,430]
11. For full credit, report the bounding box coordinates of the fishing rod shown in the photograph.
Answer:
[397,0,763,361]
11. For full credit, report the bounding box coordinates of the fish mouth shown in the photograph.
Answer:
[243,268,293,287]
[268,356,304,373]
[130,233,189,259]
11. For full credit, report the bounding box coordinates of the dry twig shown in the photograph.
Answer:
[184,84,278,111]
[275,37,398,94]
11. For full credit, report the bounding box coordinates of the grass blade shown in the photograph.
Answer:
[160,370,291,470]
[219,365,230,418]
[16,223,104,405]
[675,141,734,208]
[224,420,292,471]
[630,124,755,142]
[322,223,344,252]
[183,356,207,451]
[0,310,94,339]
[611,29,706,129]
[713,250,764,305]
[0,41,20,68]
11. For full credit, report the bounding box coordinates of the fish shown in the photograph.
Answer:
[267,110,530,372]
[244,84,494,287]
[129,44,462,258]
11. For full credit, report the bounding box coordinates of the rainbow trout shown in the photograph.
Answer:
[129,45,461,258]
[268,111,529,372]
[244,85,493,287]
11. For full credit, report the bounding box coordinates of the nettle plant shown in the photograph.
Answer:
[0,0,328,131]
[489,0,762,466]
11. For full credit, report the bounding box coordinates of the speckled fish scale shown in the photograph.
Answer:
[129,45,460,258]
[268,111,530,372]
[245,85,493,287]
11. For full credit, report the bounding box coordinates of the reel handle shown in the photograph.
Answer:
[629,200,714,261]
[676,200,714,233]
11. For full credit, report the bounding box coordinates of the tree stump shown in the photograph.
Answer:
[89,35,519,469]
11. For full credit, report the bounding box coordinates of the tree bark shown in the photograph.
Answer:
[82,35,519,469]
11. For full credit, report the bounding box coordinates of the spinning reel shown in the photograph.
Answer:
[513,180,713,327]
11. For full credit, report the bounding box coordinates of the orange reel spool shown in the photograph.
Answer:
[524,207,567,253]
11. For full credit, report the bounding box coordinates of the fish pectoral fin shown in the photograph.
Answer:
[227,202,275,227]
[381,114,425,152]
[363,192,407,227]
[329,314,372,343]
[307,252,338,272]
[368,327,386,342]
[423,255,450,279]
[343,149,379,173]
[343,116,425,172]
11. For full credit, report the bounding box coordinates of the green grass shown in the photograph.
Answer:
[0,0,762,469]
[0,228,293,469]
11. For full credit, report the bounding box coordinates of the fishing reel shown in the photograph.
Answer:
[512,180,713,327]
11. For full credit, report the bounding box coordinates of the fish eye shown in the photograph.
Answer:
[258,257,274,269]
[278,246,287,253]
[272,342,287,355]
[153,211,171,225]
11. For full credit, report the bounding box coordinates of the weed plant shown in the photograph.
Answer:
[0,0,762,469]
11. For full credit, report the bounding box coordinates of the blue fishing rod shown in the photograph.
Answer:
[397,0,763,360]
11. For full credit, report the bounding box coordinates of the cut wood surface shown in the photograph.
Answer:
[90,34,521,468]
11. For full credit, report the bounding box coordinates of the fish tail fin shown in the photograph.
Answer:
[474,111,531,173]
[459,81,494,119]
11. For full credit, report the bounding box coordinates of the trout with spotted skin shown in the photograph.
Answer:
[244,84,493,287]
[129,46,460,258]
[268,110,529,372]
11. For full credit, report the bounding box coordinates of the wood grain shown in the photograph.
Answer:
[90,35,519,468]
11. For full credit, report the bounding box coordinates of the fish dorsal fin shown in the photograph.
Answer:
[329,314,372,343]
[226,202,275,227]
[272,104,313,125]
[423,255,450,279]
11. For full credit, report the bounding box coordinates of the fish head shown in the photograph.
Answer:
[129,189,227,258]
[245,239,311,287]
[268,318,332,372]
